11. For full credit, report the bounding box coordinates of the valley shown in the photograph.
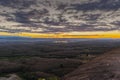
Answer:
[0,38,120,80]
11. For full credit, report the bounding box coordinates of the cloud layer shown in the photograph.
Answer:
[0,0,120,33]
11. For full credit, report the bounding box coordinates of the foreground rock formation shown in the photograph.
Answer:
[0,74,22,80]
[63,48,120,80]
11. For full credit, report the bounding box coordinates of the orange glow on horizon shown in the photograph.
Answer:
[0,31,120,38]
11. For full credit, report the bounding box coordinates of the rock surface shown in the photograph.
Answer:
[0,74,22,80]
[63,48,120,80]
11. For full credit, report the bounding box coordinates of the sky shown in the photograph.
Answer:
[0,0,120,38]
[0,30,120,38]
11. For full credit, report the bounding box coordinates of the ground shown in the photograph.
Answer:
[63,48,120,80]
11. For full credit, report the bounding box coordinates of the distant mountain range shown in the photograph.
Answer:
[0,35,120,43]
[0,0,120,33]
[0,36,29,39]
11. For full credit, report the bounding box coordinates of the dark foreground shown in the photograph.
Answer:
[0,38,120,80]
[63,48,120,80]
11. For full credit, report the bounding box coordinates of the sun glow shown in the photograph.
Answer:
[0,31,120,38]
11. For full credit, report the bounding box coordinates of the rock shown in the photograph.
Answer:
[0,74,22,80]
[63,48,120,80]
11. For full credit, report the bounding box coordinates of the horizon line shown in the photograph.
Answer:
[0,31,120,38]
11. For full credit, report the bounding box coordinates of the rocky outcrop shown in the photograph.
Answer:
[63,48,120,80]
[0,74,22,80]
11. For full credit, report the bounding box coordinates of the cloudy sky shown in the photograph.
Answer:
[0,0,120,38]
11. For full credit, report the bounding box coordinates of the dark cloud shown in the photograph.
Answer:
[0,0,120,33]
[0,0,35,8]
[111,21,120,26]
[71,0,120,11]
